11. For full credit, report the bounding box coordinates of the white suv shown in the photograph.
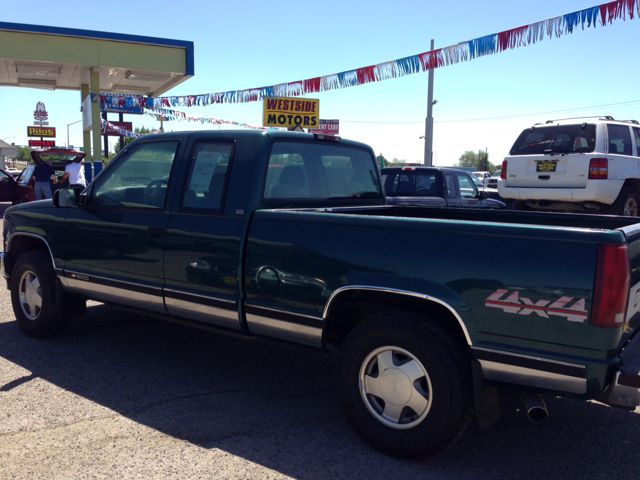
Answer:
[498,116,640,215]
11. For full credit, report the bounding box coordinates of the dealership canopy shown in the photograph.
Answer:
[0,21,194,159]
[0,22,193,95]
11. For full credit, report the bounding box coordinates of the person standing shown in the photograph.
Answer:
[61,158,87,189]
[31,159,56,200]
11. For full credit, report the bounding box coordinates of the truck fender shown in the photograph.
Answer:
[323,285,472,346]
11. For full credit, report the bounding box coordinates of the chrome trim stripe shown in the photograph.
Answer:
[472,347,587,394]
[165,296,240,330]
[244,304,324,328]
[164,288,236,310]
[61,276,166,314]
[323,285,472,345]
[64,270,163,297]
[472,347,586,378]
[245,310,322,348]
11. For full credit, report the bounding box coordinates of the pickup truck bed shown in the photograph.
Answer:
[2,129,639,459]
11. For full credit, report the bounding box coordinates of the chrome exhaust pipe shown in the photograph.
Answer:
[525,394,548,424]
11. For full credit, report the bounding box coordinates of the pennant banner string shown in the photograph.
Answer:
[101,0,638,110]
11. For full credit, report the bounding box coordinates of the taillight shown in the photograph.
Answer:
[591,243,629,327]
[588,158,608,179]
[500,160,507,179]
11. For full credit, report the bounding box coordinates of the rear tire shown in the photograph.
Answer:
[10,251,70,338]
[337,311,473,459]
[609,187,640,216]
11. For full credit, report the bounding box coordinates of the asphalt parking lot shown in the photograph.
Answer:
[0,202,638,479]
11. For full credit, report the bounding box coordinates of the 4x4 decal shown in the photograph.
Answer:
[485,289,587,323]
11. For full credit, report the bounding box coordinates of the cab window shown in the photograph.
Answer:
[90,140,179,208]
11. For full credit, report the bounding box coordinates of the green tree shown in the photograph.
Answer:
[386,157,408,166]
[376,154,387,168]
[17,146,32,163]
[455,150,497,173]
[113,126,152,155]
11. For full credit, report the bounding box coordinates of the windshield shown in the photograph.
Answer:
[510,124,596,155]
[264,140,382,200]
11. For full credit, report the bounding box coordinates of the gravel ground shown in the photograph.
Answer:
[0,202,638,479]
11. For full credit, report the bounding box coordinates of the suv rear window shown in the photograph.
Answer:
[509,124,596,155]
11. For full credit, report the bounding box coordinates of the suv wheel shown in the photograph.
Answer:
[610,187,640,216]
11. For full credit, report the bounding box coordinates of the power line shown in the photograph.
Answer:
[342,99,640,125]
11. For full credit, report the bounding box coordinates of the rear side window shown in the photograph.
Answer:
[180,141,234,214]
[510,124,596,155]
[264,140,382,200]
[607,124,632,156]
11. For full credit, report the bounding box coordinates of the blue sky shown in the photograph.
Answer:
[1,0,639,168]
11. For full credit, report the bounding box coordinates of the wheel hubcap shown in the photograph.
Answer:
[623,197,638,216]
[359,346,432,429]
[18,269,42,321]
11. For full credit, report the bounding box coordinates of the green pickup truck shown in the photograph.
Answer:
[2,130,640,459]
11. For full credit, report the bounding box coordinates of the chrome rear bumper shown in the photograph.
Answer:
[601,332,640,409]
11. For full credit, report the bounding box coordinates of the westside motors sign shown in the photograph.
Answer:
[263,97,319,128]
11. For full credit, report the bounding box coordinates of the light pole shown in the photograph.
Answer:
[424,38,435,166]
[1,136,14,142]
[67,120,82,149]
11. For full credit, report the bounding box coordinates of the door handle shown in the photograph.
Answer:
[147,226,165,238]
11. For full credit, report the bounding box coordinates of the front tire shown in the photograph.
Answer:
[337,311,473,459]
[10,250,70,338]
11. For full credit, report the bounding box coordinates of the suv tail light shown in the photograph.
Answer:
[591,243,629,327]
[588,158,608,179]
[500,160,507,179]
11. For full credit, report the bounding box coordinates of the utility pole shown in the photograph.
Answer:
[424,39,435,166]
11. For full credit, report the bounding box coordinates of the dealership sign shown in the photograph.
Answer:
[27,126,56,137]
[308,119,339,135]
[263,97,319,128]
[101,121,133,136]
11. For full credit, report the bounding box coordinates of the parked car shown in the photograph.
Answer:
[472,171,491,183]
[4,167,21,177]
[14,148,86,204]
[382,166,505,209]
[499,116,640,215]
[485,171,500,189]
[0,167,17,203]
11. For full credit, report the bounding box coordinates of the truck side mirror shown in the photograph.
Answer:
[477,191,487,200]
[52,188,79,207]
